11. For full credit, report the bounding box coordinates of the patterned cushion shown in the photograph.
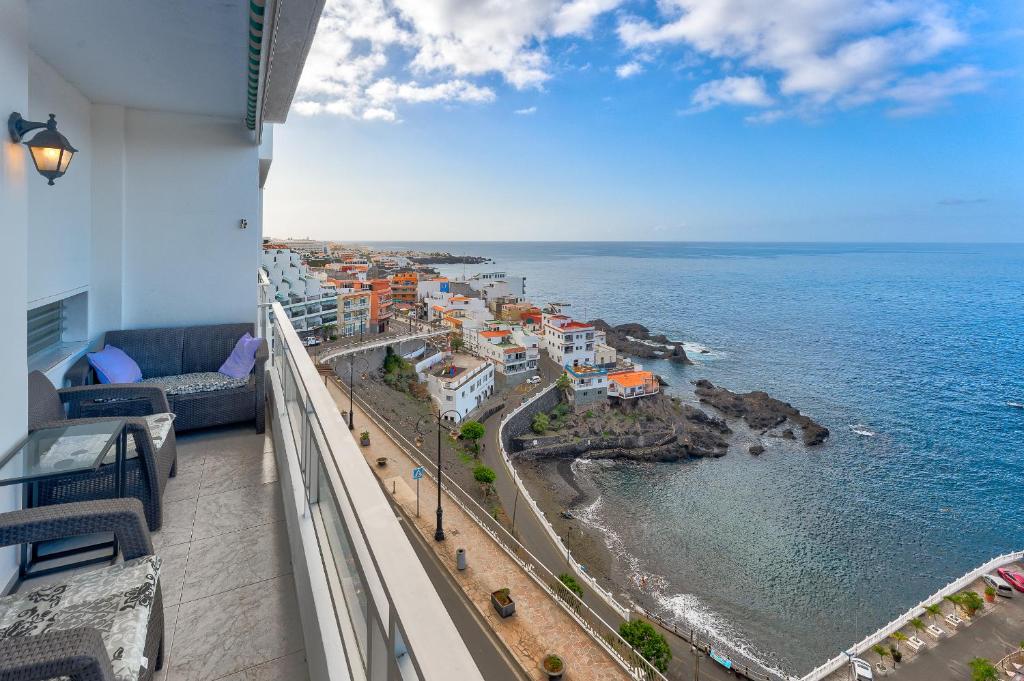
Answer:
[140,372,248,396]
[0,555,161,681]
[102,413,175,465]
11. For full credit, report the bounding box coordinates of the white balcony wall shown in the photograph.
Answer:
[27,52,92,309]
[0,0,29,591]
[120,109,260,327]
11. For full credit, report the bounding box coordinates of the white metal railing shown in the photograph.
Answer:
[266,298,482,681]
[346,381,669,681]
[800,550,1024,681]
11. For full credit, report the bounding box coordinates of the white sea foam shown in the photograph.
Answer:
[1008,401,1024,409]
[850,424,877,437]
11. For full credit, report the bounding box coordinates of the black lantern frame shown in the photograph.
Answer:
[8,113,78,185]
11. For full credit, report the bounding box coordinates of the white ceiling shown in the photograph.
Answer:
[29,0,250,119]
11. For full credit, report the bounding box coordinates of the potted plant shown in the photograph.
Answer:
[985,586,996,603]
[490,588,515,618]
[541,653,565,680]
[360,431,371,446]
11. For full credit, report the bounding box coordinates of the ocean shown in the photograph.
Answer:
[368,241,1024,675]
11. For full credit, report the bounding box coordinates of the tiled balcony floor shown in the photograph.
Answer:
[153,426,307,681]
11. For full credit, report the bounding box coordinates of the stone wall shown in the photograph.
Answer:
[501,385,561,454]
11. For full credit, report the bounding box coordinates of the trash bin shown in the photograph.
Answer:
[456,548,467,571]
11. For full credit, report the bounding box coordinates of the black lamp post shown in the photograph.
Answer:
[417,409,460,541]
[341,354,369,430]
[8,113,77,185]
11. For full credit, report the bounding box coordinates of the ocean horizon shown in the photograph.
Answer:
[370,240,1024,674]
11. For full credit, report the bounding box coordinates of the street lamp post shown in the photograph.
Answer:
[342,354,369,431]
[418,408,460,541]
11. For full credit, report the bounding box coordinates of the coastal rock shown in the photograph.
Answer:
[693,380,830,446]
[749,444,765,455]
[409,253,491,265]
[782,428,796,440]
[590,319,694,365]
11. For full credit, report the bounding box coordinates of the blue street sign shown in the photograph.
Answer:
[412,466,425,480]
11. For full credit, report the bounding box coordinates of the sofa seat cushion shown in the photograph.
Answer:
[100,413,175,465]
[0,555,161,681]
[141,372,248,396]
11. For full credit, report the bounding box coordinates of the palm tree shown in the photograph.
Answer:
[890,631,909,652]
[871,643,891,669]
[910,617,926,635]
[945,593,964,617]
[924,602,942,622]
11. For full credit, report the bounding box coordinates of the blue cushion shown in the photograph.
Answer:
[218,333,261,379]
[87,345,143,384]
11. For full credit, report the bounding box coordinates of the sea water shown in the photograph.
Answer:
[369,241,1024,674]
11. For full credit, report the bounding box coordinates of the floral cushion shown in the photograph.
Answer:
[140,372,248,396]
[0,555,161,681]
[102,413,175,465]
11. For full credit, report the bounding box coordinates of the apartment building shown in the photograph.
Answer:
[426,354,495,422]
[463,271,526,305]
[262,247,337,334]
[416,276,450,301]
[542,313,597,366]
[390,271,419,304]
[367,279,393,333]
[337,287,372,336]
[472,325,541,376]
[267,238,329,256]
[564,364,609,407]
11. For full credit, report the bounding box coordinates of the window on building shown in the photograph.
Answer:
[27,301,63,357]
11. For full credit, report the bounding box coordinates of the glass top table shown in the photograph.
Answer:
[0,419,126,486]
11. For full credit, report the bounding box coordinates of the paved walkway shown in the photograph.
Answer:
[823,565,1024,681]
[328,379,631,681]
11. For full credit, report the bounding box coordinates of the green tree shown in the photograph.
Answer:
[557,573,584,599]
[618,620,671,673]
[871,643,890,669]
[959,591,984,616]
[460,420,486,452]
[969,658,999,681]
[555,373,572,393]
[890,631,908,651]
[531,413,549,434]
[473,465,496,495]
[924,603,943,622]
[945,593,964,617]
[449,334,464,352]
[909,617,926,635]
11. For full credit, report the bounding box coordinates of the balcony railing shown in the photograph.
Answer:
[257,273,481,680]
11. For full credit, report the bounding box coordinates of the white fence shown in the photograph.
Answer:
[801,549,1024,681]
[496,383,632,621]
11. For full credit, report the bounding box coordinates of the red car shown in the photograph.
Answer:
[997,568,1024,592]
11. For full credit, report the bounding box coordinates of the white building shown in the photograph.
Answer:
[426,354,495,422]
[267,238,329,256]
[542,314,597,367]
[463,271,526,305]
[416,277,450,301]
[0,4,482,679]
[425,292,491,330]
[472,325,540,376]
[261,248,337,333]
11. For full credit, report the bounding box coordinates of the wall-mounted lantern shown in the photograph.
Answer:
[7,112,77,186]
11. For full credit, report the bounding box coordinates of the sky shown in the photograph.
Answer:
[264,0,1024,242]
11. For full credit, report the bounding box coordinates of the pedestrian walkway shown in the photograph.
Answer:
[326,380,631,681]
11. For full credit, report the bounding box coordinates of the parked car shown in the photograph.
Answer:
[527,375,542,385]
[997,568,1024,592]
[304,336,321,347]
[850,657,873,680]
[983,573,1015,597]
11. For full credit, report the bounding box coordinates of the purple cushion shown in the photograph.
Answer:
[87,345,143,384]
[218,332,262,379]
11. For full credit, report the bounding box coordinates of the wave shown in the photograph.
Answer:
[1008,401,1024,409]
[850,424,877,437]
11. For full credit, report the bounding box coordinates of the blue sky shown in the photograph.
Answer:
[265,0,1024,242]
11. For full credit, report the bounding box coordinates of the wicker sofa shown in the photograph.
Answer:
[67,323,267,433]
[0,499,164,681]
[28,371,176,532]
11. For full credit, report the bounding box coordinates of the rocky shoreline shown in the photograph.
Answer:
[693,379,830,446]
[409,253,492,265]
[590,319,693,364]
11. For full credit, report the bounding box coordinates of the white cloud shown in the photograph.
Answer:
[362,107,398,122]
[883,65,988,116]
[514,106,539,115]
[552,0,624,37]
[616,61,644,78]
[618,0,982,115]
[689,75,774,111]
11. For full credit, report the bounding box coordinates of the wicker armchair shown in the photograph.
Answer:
[67,323,267,433]
[27,372,177,532]
[0,499,164,681]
